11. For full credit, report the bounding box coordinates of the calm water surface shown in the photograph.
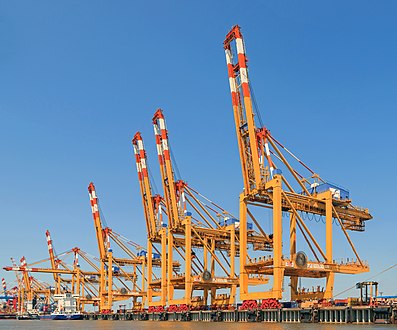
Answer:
[0,321,396,330]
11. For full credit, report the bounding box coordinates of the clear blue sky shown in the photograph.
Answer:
[1,1,396,298]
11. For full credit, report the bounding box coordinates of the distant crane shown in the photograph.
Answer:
[88,182,148,312]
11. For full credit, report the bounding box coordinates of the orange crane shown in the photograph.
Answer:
[133,132,187,306]
[136,108,268,308]
[132,132,168,306]
[12,257,51,314]
[45,230,62,294]
[5,264,88,309]
[132,132,163,239]
[10,257,22,312]
[88,182,118,312]
[152,109,180,230]
[152,109,197,305]
[223,25,372,301]
[1,278,17,314]
[19,256,32,313]
[88,182,147,312]
[10,258,22,289]
[45,230,100,308]
[6,251,103,312]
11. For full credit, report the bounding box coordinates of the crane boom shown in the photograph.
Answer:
[152,109,180,229]
[132,132,162,238]
[45,230,60,285]
[224,25,262,194]
[88,182,107,260]
[10,257,22,289]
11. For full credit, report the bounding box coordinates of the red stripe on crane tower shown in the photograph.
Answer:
[241,83,250,98]
[227,63,234,77]
[231,92,238,106]
[163,149,171,161]
[237,53,247,68]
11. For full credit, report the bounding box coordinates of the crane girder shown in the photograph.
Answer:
[244,258,369,277]
[246,189,371,231]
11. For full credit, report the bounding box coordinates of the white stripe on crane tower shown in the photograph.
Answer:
[240,68,248,84]
[236,38,245,54]
[135,162,141,173]
[264,143,271,157]
[264,143,274,173]
[156,144,162,155]
[159,119,166,130]
[225,49,232,64]
[228,78,237,93]
[162,140,169,151]
[137,140,144,150]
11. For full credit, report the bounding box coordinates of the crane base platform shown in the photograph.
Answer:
[76,305,396,324]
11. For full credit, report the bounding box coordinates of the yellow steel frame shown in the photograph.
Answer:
[224,25,372,302]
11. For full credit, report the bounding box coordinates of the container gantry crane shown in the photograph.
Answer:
[132,132,169,307]
[0,278,17,313]
[19,256,33,313]
[132,109,269,308]
[12,256,52,314]
[223,25,372,301]
[6,233,105,312]
[10,257,22,312]
[45,230,63,294]
[88,182,148,312]
[45,230,101,309]
[4,255,101,312]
